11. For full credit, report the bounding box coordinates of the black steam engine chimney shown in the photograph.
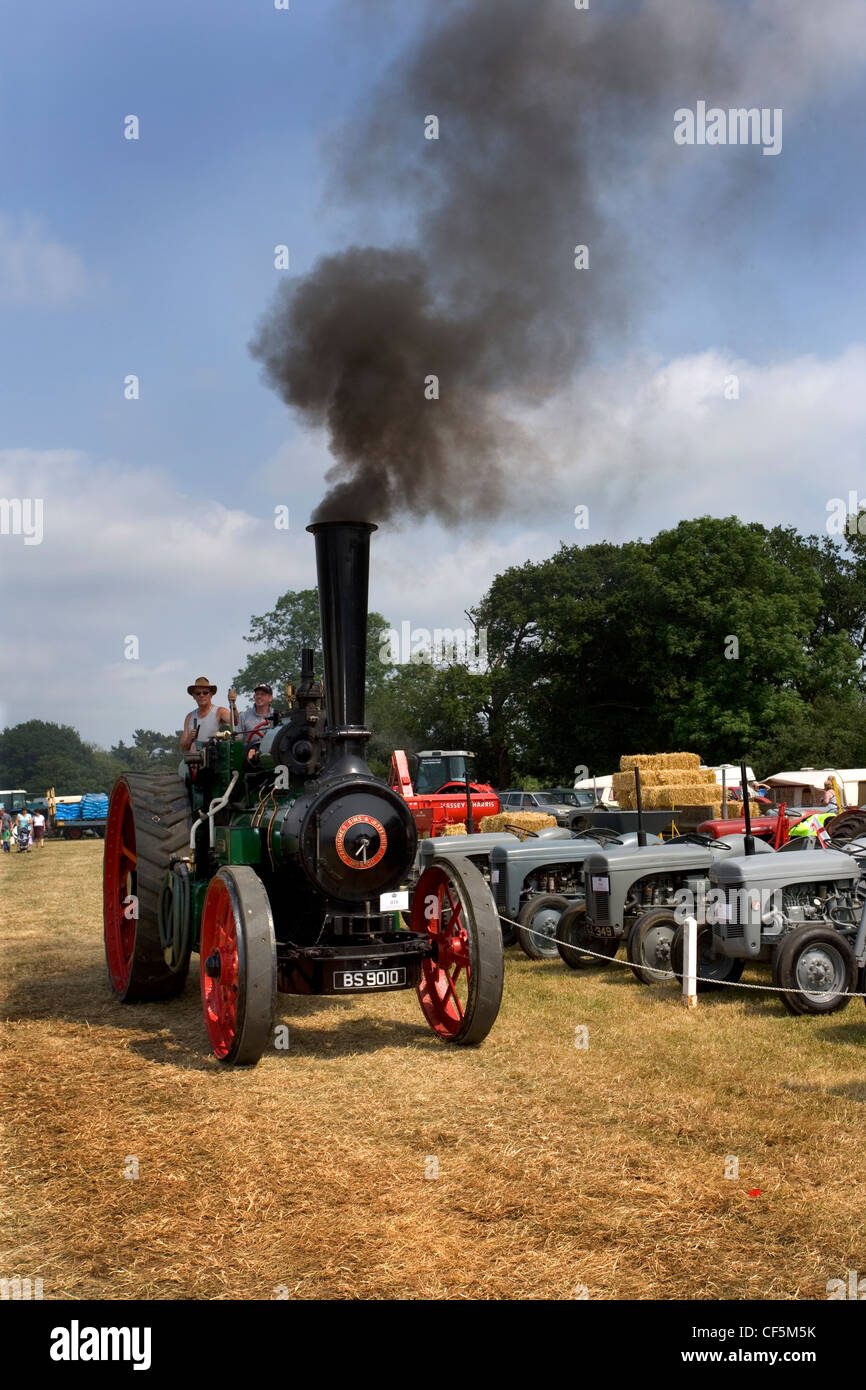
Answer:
[307,520,375,773]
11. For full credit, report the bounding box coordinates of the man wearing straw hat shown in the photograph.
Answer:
[180,677,232,752]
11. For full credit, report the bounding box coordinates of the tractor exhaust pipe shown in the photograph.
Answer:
[634,767,647,847]
[465,767,476,835]
[741,759,756,855]
[307,520,376,771]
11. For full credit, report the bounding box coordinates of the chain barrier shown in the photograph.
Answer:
[503,912,866,999]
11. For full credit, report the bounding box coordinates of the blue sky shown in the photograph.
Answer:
[2,0,866,747]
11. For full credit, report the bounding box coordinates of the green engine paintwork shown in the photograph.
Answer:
[214,825,263,865]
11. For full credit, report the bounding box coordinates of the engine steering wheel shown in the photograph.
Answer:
[246,721,271,745]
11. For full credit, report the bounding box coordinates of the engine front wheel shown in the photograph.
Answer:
[412,857,504,1045]
[200,867,277,1065]
[771,925,856,1016]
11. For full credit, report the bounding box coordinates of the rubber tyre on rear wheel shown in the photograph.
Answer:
[771,925,855,1016]
[517,893,569,960]
[103,773,192,1002]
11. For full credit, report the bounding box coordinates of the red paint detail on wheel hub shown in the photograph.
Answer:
[200,876,240,1060]
[412,864,472,1039]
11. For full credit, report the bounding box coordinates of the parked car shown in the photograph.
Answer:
[498,789,593,830]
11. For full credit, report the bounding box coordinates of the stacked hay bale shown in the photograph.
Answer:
[727,800,761,819]
[613,754,721,818]
[479,811,556,839]
[442,822,468,835]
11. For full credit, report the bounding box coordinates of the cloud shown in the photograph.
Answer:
[0,215,93,307]
[3,340,866,751]
[0,450,310,744]
[537,344,866,541]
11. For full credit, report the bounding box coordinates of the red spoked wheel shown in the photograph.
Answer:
[246,721,270,745]
[412,855,504,1046]
[103,773,192,1001]
[200,867,277,1066]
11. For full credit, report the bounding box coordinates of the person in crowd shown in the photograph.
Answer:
[820,778,839,813]
[31,809,46,848]
[16,806,33,850]
[180,677,232,752]
[232,683,275,747]
[1,809,12,853]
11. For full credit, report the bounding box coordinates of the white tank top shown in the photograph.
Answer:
[187,705,222,741]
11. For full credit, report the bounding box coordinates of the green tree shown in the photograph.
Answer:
[367,661,493,780]
[0,721,124,796]
[233,587,392,704]
[111,729,182,772]
[470,516,866,783]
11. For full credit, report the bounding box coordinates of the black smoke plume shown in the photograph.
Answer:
[250,0,732,524]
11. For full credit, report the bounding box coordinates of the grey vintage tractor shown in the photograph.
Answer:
[671,838,866,1013]
[489,828,660,959]
[417,831,529,944]
[558,833,772,984]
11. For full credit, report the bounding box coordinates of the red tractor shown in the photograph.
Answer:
[389,749,499,838]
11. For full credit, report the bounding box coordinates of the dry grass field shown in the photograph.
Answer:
[2,839,866,1301]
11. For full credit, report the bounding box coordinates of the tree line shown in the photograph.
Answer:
[3,515,865,794]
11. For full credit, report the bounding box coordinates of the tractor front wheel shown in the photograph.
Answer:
[412,856,504,1045]
[103,773,192,1001]
[516,893,569,960]
[200,867,277,1065]
[771,925,856,1016]
[557,901,618,970]
[627,907,677,985]
[669,923,745,992]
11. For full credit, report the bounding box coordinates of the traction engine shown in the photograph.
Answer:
[103,522,504,1064]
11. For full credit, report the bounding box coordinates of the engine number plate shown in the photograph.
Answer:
[588,923,616,939]
[379,890,409,911]
[334,967,407,991]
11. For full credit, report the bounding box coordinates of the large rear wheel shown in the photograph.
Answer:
[771,925,855,1016]
[103,774,192,1001]
[200,867,277,1065]
[412,857,504,1045]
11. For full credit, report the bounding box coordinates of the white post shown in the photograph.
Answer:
[683,915,698,1009]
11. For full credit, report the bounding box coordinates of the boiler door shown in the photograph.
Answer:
[298,783,416,903]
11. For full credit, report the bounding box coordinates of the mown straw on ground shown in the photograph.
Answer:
[2,842,865,1300]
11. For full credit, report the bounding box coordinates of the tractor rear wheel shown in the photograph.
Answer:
[517,893,569,959]
[627,907,678,985]
[669,923,745,992]
[771,925,856,1016]
[200,867,277,1065]
[103,773,192,1001]
[412,856,504,1045]
[557,901,619,969]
